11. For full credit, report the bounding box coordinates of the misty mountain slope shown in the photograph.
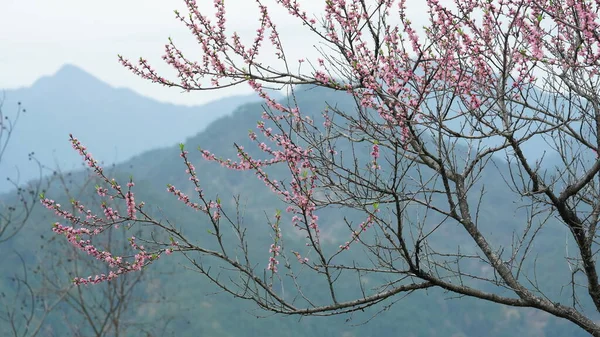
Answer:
[0,64,281,192]
[1,85,589,337]
[87,86,585,336]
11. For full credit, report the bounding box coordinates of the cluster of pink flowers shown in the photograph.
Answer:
[370,143,381,170]
[193,106,322,271]
[267,247,281,273]
[102,204,120,221]
[96,185,108,197]
[70,135,107,176]
[339,210,378,251]
[292,251,309,264]
[44,135,172,285]
[51,219,159,285]
[267,211,283,273]
[199,115,322,254]
[73,236,158,285]
[168,146,222,222]
[126,181,136,219]
[167,184,200,210]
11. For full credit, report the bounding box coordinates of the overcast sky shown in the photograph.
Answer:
[1,0,430,106]
[0,0,341,105]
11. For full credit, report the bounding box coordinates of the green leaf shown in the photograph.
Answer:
[179,143,185,151]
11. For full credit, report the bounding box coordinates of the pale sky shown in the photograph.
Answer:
[1,0,429,106]
[0,0,335,105]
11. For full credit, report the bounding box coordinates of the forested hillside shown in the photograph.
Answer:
[0,86,587,337]
[0,64,279,193]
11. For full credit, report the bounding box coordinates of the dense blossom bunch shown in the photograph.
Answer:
[43,135,168,285]
[43,197,160,285]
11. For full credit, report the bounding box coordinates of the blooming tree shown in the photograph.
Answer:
[47,0,600,335]
[0,99,170,337]
[39,170,173,337]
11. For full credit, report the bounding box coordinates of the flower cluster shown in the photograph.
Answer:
[45,136,167,285]
[339,209,379,251]
[267,211,283,273]
[371,143,381,170]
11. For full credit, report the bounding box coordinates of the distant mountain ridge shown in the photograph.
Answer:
[0,85,586,337]
[0,64,281,192]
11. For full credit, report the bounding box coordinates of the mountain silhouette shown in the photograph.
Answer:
[0,64,281,192]
[0,84,587,337]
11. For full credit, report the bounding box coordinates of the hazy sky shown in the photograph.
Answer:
[1,0,428,106]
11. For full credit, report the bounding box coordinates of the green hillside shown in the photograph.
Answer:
[0,86,589,337]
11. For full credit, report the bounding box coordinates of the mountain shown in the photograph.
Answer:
[0,64,282,192]
[0,85,589,337]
